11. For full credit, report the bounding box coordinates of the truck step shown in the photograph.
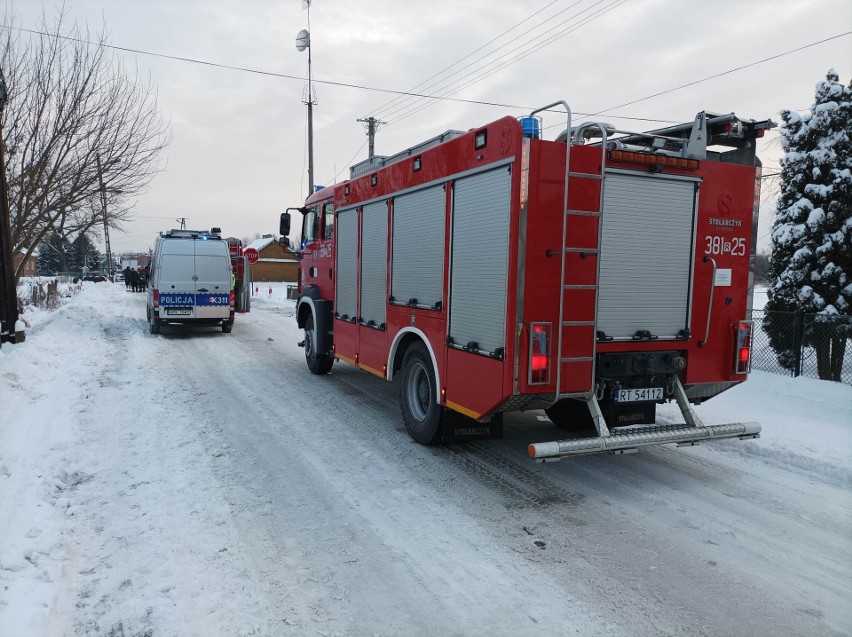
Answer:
[609,423,694,437]
[529,422,761,462]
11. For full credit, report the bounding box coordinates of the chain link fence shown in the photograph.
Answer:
[750,309,852,384]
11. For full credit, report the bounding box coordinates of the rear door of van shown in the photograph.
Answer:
[194,240,232,319]
[158,240,196,318]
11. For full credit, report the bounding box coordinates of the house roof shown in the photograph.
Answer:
[246,237,276,252]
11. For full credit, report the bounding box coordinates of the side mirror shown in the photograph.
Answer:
[280,212,291,236]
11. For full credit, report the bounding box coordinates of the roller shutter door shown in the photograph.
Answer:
[360,201,388,327]
[391,186,445,309]
[597,172,698,340]
[449,166,511,355]
[335,207,358,320]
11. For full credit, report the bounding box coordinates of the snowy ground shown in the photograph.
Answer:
[1,283,850,636]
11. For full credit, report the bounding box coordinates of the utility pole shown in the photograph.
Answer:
[296,1,316,195]
[358,116,386,159]
[0,65,18,345]
[95,154,114,279]
[176,217,187,230]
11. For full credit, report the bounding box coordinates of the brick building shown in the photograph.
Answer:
[13,251,38,277]
[246,237,299,282]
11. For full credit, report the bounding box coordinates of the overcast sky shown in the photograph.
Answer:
[9,0,852,255]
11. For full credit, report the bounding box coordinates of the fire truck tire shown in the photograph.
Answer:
[399,342,444,445]
[305,312,333,375]
[544,399,595,434]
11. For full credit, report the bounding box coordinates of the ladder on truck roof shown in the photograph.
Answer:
[567,111,776,163]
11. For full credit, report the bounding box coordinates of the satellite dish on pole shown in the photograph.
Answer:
[296,29,310,52]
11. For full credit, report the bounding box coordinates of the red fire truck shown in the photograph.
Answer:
[280,101,773,461]
[226,237,252,313]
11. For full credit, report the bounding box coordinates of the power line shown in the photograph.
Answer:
[0,22,674,126]
[325,140,368,185]
[375,0,591,120]
[388,0,627,125]
[10,20,842,123]
[371,0,566,117]
[563,31,852,126]
[0,24,539,111]
[380,0,623,123]
[0,23,687,128]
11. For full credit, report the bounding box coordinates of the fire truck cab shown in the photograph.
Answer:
[282,101,772,461]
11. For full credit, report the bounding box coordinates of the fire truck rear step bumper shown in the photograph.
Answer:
[528,422,761,462]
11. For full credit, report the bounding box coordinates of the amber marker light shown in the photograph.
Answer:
[609,149,699,170]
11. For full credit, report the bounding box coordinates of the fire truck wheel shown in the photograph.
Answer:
[400,342,444,445]
[305,313,333,375]
[544,399,596,434]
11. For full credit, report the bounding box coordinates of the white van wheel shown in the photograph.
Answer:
[147,306,160,334]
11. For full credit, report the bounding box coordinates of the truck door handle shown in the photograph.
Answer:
[698,256,717,347]
[198,288,209,292]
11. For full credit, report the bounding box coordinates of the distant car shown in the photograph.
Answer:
[83,274,107,283]
[113,272,125,283]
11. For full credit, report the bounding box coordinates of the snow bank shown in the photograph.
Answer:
[659,370,852,485]
[246,281,297,314]
[0,288,119,631]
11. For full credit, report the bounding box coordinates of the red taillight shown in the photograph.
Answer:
[734,320,752,374]
[153,289,159,308]
[529,323,551,385]
[230,289,235,307]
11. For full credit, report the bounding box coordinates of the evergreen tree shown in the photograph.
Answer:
[68,233,103,273]
[37,234,71,275]
[765,69,851,381]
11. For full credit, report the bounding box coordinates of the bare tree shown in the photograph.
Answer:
[1,8,170,281]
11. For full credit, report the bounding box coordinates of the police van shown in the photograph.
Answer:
[146,228,234,334]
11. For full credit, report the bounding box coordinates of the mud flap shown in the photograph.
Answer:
[603,401,656,426]
[311,298,334,357]
[442,411,504,443]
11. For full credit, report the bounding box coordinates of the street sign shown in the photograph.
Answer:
[245,248,259,264]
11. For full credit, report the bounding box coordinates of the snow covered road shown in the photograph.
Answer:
[2,284,850,636]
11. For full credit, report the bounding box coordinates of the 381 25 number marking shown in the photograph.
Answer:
[705,235,746,256]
